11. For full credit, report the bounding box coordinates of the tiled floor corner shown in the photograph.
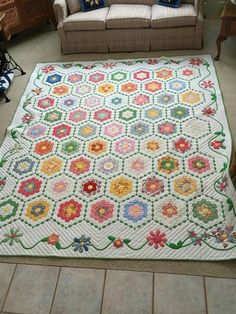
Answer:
[0,263,236,314]
[2,264,59,314]
[206,277,236,314]
[154,273,206,314]
[0,263,16,310]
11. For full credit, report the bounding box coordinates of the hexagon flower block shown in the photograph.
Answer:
[46,74,62,85]
[37,97,55,109]
[104,122,124,138]
[133,70,150,81]
[93,109,112,122]
[34,140,54,156]
[78,123,97,138]
[69,157,91,176]
[156,68,173,80]
[41,157,63,176]
[57,199,82,223]
[110,176,133,198]
[145,81,162,92]
[18,177,42,197]
[52,124,71,139]
[89,72,105,83]
[121,82,138,93]
[89,199,115,224]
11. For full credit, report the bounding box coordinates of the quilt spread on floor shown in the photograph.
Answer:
[0,55,236,260]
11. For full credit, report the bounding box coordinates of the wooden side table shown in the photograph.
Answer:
[214,0,236,61]
[0,13,11,41]
[0,0,56,36]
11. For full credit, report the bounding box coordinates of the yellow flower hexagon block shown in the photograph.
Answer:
[41,157,63,176]
[180,90,202,106]
[110,176,133,197]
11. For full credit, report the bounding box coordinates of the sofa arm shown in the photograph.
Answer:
[54,0,68,25]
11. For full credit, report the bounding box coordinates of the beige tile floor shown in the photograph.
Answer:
[0,1,236,313]
[0,263,236,314]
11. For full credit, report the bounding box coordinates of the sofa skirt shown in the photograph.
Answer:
[59,21,203,54]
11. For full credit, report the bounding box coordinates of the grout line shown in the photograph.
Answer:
[99,269,107,314]
[1,264,17,313]
[203,277,209,314]
[0,262,236,280]
[152,272,155,314]
[49,266,61,314]
[0,311,25,314]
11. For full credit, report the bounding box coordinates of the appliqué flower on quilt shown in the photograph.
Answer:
[0,56,236,260]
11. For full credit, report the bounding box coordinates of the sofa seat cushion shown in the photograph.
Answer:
[151,4,197,29]
[106,4,151,29]
[63,7,109,31]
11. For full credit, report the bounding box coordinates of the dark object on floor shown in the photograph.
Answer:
[214,0,236,61]
[0,48,26,103]
[0,70,14,103]
[0,49,7,76]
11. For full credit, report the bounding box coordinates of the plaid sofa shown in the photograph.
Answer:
[54,0,204,54]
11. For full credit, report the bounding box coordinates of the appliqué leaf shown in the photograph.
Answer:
[168,243,179,249]
[220,162,228,172]
[41,237,48,242]
[177,241,183,248]
[2,238,9,243]
[226,198,234,211]
[203,62,210,68]
[123,238,131,244]
[55,242,61,250]
[108,236,116,242]
[0,159,7,168]
[11,130,17,139]
[214,131,225,137]
[211,93,216,101]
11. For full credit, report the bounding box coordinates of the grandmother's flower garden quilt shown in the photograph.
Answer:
[0,55,236,260]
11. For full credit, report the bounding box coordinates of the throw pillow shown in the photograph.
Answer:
[157,0,182,8]
[66,0,81,14]
[79,0,106,12]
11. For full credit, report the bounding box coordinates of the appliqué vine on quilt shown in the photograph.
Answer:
[0,56,236,260]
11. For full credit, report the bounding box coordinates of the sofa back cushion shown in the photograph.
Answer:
[107,0,155,6]
[107,0,195,6]
[65,0,195,14]
[66,0,81,14]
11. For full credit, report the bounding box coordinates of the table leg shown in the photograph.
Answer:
[230,151,236,176]
[2,49,26,75]
[0,91,10,103]
[214,35,227,61]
